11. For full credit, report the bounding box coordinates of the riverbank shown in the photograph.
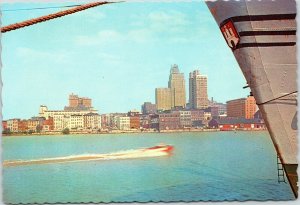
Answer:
[2,128,267,137]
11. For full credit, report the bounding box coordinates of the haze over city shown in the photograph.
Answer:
[2,1,250,119]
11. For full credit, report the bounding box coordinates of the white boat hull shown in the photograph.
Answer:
[206,0,297,197]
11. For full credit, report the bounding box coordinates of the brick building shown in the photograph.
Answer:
[179,110,192,128]
[2,121,7,131]
[18,120,28,132]
[141,102,157,115]
[227,96,257,119]
[190,109,204,127]
[42,117,54,131]
[130,116,140,129]
[159,112,181,130]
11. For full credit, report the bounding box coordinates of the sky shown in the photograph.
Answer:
[2,1,250,119]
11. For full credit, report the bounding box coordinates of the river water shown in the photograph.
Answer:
[2,131,294,203]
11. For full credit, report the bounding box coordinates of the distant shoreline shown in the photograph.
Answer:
[2,128,267,137]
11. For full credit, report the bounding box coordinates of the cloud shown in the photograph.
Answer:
[148,11,190,29]
[97,52,121,61]
[96,52,123,66]
[16,47,70,63]
[74,9,213,46]
[130,10,207,42]
[74,30,122,45]
[128,29,154,43]
[131,10,190,33]
[71,10,106,22]
[74,28,155,46]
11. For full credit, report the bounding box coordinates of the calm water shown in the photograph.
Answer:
[2,131,294,203]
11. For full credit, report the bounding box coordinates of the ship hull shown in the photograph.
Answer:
[206,0,298,198]
[284,164,298,197]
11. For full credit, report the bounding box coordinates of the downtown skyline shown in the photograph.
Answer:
[2,1,250,119]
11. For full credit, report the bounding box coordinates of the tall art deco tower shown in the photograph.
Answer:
[189,70,208,109]
[168,65,186,108]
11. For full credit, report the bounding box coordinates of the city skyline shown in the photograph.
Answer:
[2,1,250,119]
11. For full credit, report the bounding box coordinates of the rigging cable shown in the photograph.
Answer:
[256,91,298,106]
[2,4,82,12]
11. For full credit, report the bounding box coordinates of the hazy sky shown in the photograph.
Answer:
[2,1,250,119]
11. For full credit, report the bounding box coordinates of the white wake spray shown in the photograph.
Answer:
[3,144,173,167]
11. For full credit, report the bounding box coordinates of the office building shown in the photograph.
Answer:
[189,70,208,109]
[168,65,186,108]
[227,96,257,119]
[155,88,172,111]
[141,102,157,115]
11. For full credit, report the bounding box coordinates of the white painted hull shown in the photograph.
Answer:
[206,0,297,197]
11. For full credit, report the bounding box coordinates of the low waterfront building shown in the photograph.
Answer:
[110,113,127,129]
[208,117,265,130]
[7,119,20,133]
[203,111,212,126]
[39,105,100,131]
[27,119,40,132]
[214,102,227,115]
[53,114,68,131]
[150,114,159,130]
[42,117,54,132]
[128,109,141,117]
[39,105,98,120]
[179,110,192,128]
[159,112,181,130]
[70,115,84,130]
[204,107,219,119]
[130,116,140,130]
[190,109,204,127]
[18,120,28,132]
[140,115,150,129]
[101,114,109,129]
[2,120,7,131]
[127,110,140,130]
[31,116,45,124]
[117,116,130,130]
[141,102,157,115]
[101,113,121,129]
[84,113,101,130]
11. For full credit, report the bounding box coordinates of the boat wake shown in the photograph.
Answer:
[3,144,174,167]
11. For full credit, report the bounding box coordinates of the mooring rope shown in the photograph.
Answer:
[1,1,120,33]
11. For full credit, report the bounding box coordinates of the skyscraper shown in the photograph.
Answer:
[189,70,208,109]
[155,88,172,111]
[168,64,186,108]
